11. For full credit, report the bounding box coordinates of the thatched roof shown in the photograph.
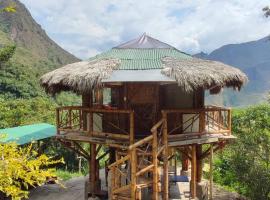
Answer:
[40,34,248,95]
[40,58,120,94]
[161,57,248,93]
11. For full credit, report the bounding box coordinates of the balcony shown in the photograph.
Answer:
[55,105,234,147]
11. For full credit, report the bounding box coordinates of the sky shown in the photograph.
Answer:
[20,0,270,59]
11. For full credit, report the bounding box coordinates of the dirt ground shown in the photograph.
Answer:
[29,174,243,200]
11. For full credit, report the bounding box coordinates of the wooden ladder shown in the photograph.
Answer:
[108,119,166,200]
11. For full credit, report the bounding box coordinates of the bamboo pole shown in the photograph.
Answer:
[88,111,93,136]
[152,130,159,200]
[209,144,213,200]
[130,148,137,200]
[130,111,135,145]
[196,145,203,182]
[191,145,197,199]
[162,111,169,200]
[90,144,97,196]
[228,109,232,135]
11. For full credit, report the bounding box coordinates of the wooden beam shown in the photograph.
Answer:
[152,130,159,200]
[162,111,169,200]
[196,144,203,182]
[191,145,197,199]
[73,141,90,159]
[130,148,137,200]
[90,144,97,196]
[129,111,135,145]
[209,144,213,200]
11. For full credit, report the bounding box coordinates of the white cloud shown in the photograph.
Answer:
[20,0,270,59]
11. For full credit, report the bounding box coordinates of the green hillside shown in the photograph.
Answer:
[0,0,79,99]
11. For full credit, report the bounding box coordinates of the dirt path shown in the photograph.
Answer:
[29,177,243,200]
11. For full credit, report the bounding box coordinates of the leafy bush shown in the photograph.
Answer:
[0,139,64,200]
[213,104,270,199]
[0,97,56,128]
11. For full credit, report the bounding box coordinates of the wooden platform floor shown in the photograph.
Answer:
[57,132,236,148]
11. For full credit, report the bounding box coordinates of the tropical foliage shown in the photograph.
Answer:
[213,104,270,200]
[0,140,64,200]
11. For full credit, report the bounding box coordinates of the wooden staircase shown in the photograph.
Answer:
[108,119,166,200]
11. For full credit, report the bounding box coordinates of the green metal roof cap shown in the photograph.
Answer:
[90,34,192,70]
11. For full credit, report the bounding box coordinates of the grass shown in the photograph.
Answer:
[55,170,83,181]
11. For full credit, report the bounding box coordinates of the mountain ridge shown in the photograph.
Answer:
[195,36,270,106]
[0,0,79,71]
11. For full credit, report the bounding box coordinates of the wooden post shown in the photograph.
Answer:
[209,144,213,200]
[89,111,93,136]
[115,151,120,189]
[191,145,197,199]
[199,110,205,135]
[130,111,135,145]
[162,111,169,200]
[196,145,203,182]
[181,147,189,171]
[82,93,92,130]
[130,148,137,200]
[228,109,232,135]
[90,144,97,196]
[152,130,158,200]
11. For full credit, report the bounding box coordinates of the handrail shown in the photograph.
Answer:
[108,154,130,169]
[162,106,231,114]
[136,164,154,177]
[151,118,164,132]
[128,135,153,150]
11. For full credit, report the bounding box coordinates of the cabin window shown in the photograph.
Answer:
[103,88,112,105]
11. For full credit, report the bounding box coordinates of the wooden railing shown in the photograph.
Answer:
[108,119,165,200]
[162,106,231,140]
[56,106,135,144]
[56,105,231,141]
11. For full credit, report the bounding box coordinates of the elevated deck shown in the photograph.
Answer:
[55,105,233,200]
[55,105,233,147]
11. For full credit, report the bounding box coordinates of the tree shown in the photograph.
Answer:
[214,104,270,199]
[0,139,64,200]
[0,45,16,67]
[1,4,16,13]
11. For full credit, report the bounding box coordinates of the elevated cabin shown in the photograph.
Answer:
[40,34,247,200]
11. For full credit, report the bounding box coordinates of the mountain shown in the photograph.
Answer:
[0,0,79,71]
[0,0,79,99]
[195,36,270,107]
[193,51,208,59]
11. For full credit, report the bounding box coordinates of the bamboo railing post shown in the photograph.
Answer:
[115,151,120,189]
[89,111,93,136]
[130,111,135,145]
[111,166,115,198]
[209,144,213,200]
[90,144,97,196]
[152,130,158,200]
[199,110,205,135]
[162,111,169,200]
[191,145,197,199]
[228,109,232,135]
[130,148,137,200]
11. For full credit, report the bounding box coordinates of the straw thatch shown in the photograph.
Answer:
[40,55,248,95]
[40,58,120,94]
[161,57,248,93]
